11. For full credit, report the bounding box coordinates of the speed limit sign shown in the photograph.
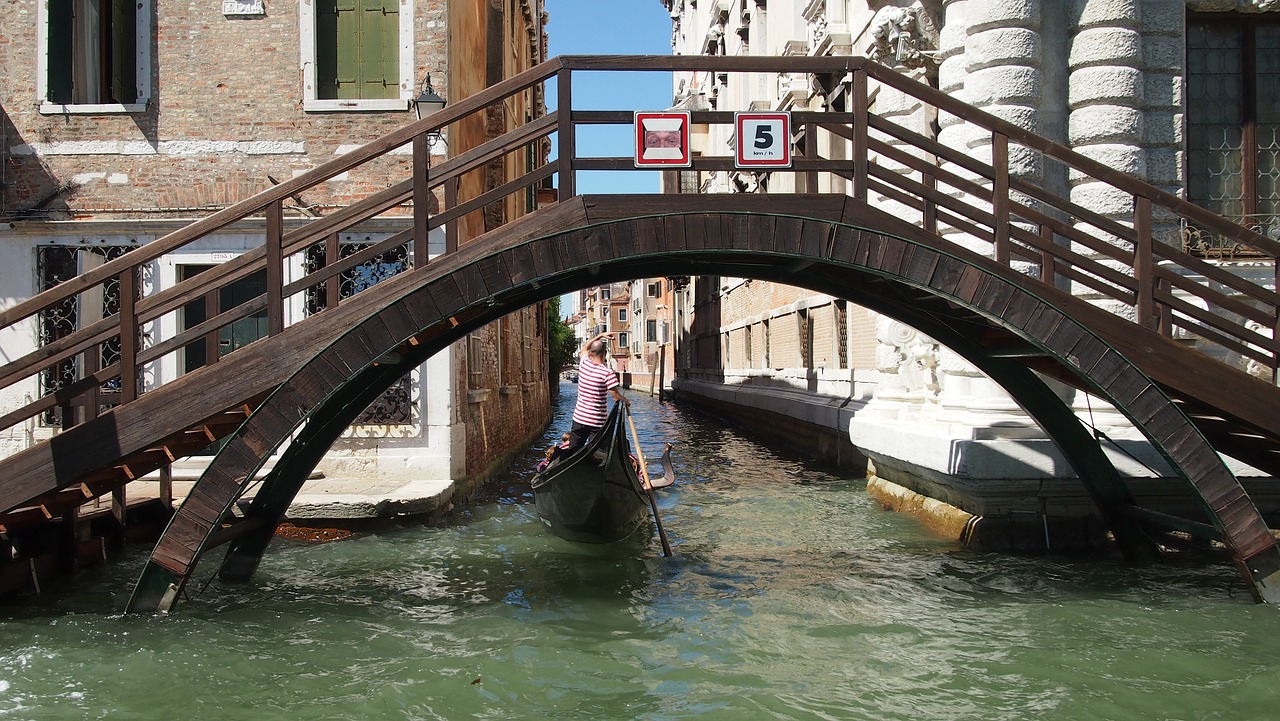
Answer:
[735,112,792,168]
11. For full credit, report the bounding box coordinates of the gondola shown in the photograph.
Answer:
[531,403,674,544]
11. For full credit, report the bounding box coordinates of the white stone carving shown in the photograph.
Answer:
[875,315,941,401]
[803,0,830,50]
[866,1,940,69]
[223,0,264,17]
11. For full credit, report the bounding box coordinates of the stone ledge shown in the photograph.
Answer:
[286,478,453,520]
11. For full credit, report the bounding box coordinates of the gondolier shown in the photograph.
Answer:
[532,332,675,549]
[571,332,629,448]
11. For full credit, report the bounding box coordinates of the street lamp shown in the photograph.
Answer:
[413,74,447,122]
[411,74,446,262]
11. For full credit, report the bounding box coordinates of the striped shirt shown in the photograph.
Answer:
[572,356,619,427]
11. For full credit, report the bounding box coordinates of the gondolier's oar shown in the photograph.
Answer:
[626,404,673,558]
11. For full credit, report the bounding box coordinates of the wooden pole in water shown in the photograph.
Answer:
[626,405,673,557]
[657,345,666,402]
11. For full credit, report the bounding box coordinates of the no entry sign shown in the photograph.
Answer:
[634,111,692,167]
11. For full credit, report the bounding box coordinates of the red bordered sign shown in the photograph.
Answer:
[735,112,791,168]
[634,111,691,167]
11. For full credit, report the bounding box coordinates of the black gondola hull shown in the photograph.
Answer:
[531,405,650,543]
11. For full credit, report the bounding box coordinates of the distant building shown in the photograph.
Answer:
[625,277,680,395]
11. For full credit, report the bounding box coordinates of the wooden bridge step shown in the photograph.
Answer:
[184,425,219,444]
[0,507,51,533]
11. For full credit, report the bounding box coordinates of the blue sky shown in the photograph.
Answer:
[543,0,673,314]
[544,0,673,195]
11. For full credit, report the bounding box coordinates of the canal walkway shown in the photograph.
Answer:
[121,460,455,525]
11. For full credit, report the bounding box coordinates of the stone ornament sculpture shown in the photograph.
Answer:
[865,1,940,69]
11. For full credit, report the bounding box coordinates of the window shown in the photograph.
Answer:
[798,308,811,367]
[468,334,484,389]
[647,282,661,298]
[618,332,629,349]
[762,318,770,368]
[646,319,658,343]
[37,245,131,425]
[300,0,414,111]
[600,286,611,300]
[302,239,412,424]
[39,0,151,113]
[834,300,848,369]
[1186,15,1280,247]
[618,308,628,323]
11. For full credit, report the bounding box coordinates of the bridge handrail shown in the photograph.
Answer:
[2,52,1278,464]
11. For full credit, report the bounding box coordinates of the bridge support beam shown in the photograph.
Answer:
[965,358,1162,562]
[218,363,409,583]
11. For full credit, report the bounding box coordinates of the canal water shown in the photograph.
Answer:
[2,383,1279,720]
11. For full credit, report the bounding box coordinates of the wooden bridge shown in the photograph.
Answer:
[1,56,1279,610]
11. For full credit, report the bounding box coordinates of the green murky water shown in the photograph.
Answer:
[1,386,1277,720]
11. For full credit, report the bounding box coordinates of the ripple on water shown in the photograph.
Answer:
[2,392,1278,720]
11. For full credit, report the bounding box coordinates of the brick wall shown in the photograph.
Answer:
[452,0,551,485]
[1,0,448,218]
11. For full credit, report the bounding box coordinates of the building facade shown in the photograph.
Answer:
[660,0,1280,548]
[1,0,552,493]
[624,276,680,395]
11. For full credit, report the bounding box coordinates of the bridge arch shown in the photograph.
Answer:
[128,198,1280,611]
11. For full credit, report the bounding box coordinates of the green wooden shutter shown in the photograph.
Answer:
[109,0,137,103]
[360,0,398,99]
[334,0,360,99]
[317,0,397,100]
[47,0,74,103]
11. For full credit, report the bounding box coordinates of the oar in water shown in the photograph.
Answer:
[626,404,673,557]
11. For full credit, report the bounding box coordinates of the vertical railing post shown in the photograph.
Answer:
[446,178,460,254]
[1134,195,1155,330]
[1039,224,1056,286]
[803,121,818,193]
[326,232,340,310]
[413,133,431,266]
[119,266,139,403]
[266,199,284,336]
[83,338,100,424]
[851,67,868,203]
[923,159,938,234]
[557,67,575,201]
[1273,262,1279,384]
[1157,276,1173,336]
[992,133,1010,265]
[203,289,219,364]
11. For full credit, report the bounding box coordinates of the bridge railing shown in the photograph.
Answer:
[1,54,1277,465]
[0,59,562,451]
[554,56,1280,383]
[865,62,1280,382]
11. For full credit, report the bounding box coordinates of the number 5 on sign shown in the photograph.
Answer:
[735,112,791,168]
